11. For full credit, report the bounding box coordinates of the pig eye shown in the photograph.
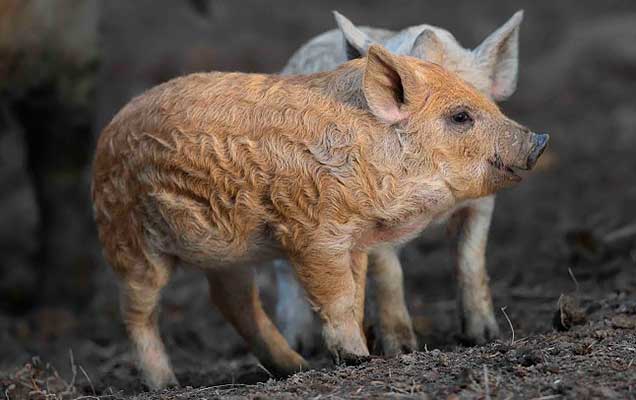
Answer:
[451,111,473,125]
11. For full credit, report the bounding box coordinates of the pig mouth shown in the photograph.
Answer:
[488,153,522,182]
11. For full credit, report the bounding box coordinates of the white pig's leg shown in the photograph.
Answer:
[453,195,499,344]
[368,245,417,355]
[274,259,320,355]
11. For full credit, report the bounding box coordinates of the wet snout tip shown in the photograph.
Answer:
[526,133,549,169]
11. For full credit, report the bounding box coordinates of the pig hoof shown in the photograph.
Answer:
[144,370,179,391]
[329,338,370,366]
[333,351,372,366]
[266,357,309,379]
[459,315,500,345]
[379,325,418,356]
[324,320,369,366]
[268,365,305,379]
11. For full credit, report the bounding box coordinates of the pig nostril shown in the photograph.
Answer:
[535,133,549,149]
[527,133,549,168]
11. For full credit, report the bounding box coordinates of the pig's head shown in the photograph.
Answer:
[334,10,523,101]
[362,45,548,199]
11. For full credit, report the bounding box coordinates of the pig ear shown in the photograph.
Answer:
[363,45,411,124]
[410,29,445,65]
[333,11,376,60]
[474,10,524,101]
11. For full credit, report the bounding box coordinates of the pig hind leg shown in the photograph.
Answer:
[207,265,307,377]
[119,253,178,390]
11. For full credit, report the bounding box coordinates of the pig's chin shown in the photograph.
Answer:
[487,155,522,184]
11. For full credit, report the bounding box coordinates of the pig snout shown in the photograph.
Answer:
[526,133,549,170]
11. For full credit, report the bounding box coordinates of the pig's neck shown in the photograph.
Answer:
[355,132,457,235]
[311,64,458,232]
[306,60,368,112]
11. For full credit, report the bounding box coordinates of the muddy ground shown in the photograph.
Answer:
[1,1,636,399]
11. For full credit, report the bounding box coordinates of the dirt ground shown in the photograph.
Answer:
[1,1,636,399]
[137,293,636,400]
[2,261,635,399]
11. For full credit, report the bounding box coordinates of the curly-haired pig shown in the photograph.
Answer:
[91,45,548,389]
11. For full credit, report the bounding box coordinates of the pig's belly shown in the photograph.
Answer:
[428,199,471,227]
[141,190,284,269]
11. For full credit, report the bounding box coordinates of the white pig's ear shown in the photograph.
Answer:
[410,29,445,65]
[474,10,524,101]
[333,11,376,60]
[363,45,411,124]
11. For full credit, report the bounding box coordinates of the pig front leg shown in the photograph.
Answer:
[291,250,370,364]
[454,195,499,344]
[368,245,417,356]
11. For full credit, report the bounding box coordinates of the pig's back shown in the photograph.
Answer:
[94,70,363,181]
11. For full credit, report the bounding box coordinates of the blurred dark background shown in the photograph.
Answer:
[1,0,635,394]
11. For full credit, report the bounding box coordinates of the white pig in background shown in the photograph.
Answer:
[275,10,525,355]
